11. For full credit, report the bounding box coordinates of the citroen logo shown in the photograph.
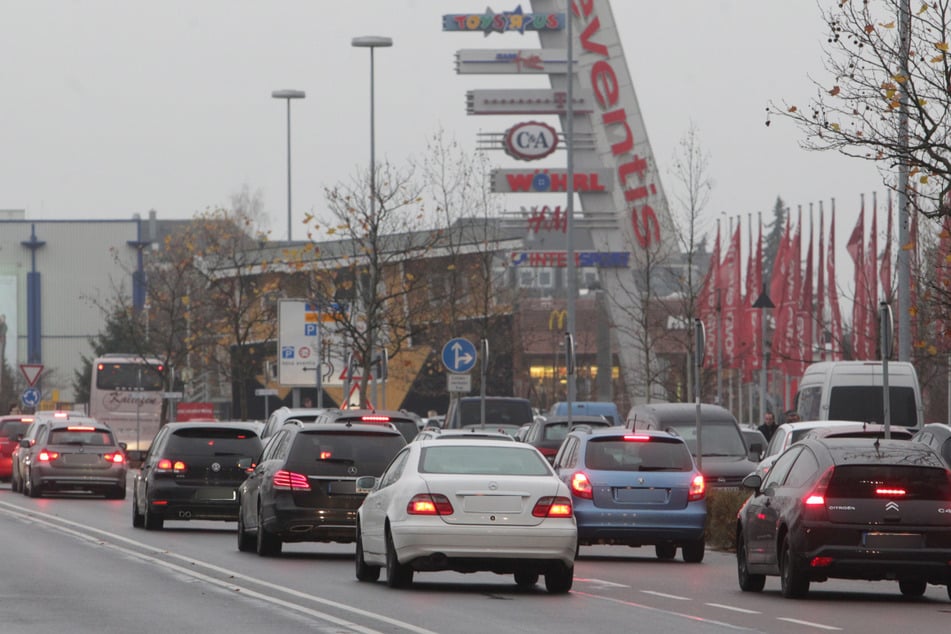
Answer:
[885,501,900,512]
[211,462,221,472]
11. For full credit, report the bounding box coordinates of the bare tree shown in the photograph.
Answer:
[769,0,951,217]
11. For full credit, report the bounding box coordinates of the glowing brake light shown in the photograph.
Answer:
[272,469,311,491]
[156,458,186,472]
[804,466,835,509]
[570,472,593,499]
[319,451,333,460]
[37,449,59,462]
[67,426,96,432]
[407,493,453,515]
[104,452,125,464]
[688,474,706,501]
[876,487,907,497]
[533,496,573,518]
[361,415,391,423]
[623,434,651,442]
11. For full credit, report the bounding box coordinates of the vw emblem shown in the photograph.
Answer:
[210,462,221,472]
[489,481,499,491]
[347,466,358,475]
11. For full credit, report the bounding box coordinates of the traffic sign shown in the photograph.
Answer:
[442,338,477,374]
[255,388,279,397]
[447,373,472,393]
[19,364,43,387]
[21,388,40,408]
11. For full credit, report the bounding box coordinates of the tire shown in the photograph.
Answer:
[682,538,705,563]
[514,570,539,589]
[544,562,574,594]
[11,469,21,493]
[385,529,413,588]
[237,510,255,553]
[355,526,381,582]
[256,509,282,557]
[131,493,145,528]
[25,472,41,498]
[655,543,677,560]
[780,539,809,598]
[736,530,766,592]
[899,579,927,597]
[144,500,164,531]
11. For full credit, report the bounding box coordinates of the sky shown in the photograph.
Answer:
[0,1,889,275]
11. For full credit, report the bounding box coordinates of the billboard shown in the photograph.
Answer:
[455,49,573,75]
[466,89,592,115]
[277,299,349,388]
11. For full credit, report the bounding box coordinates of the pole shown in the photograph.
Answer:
[694,318,705,470]
[285,98,292,242]
[565,0,577,415]
[897,0,911,361]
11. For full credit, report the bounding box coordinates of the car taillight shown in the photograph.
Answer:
[104,452,125,464]
[803,466,835,520]
[361,415,391,423]
[688,474,706,501]
[539,447,558,458]
[623,434,651,442]
[875,487,907,497]
[533,496,573,518]
[407,493,454,515]
[570,472,593,499]
[37,449,59,462]
[272,470,311,491]
[156,458,186,473]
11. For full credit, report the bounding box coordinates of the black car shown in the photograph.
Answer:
[237,421,405,556]
[315,409,420,443]
[913,423,951,467]
[736,437,951,599]
[132,422,263,530]
[521,415,613,462]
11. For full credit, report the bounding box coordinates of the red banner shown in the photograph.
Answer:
[718,224,743,368]
[828,206,844,360]
[698,224,721,369]
[848,200,873,359]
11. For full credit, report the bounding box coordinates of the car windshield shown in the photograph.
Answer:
[828,465,951,500]
[166,427,262,455]
[585,437,693,472]
[288,430,404,475]
[458,401,533,426]
[420,445,551,476]
[828,385,918,426]
[543,421,610,441]
[661,421,747,457]
[49,429,115,445]
[0,421,29,439]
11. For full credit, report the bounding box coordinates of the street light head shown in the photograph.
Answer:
[351,35,393,48]
[271,89,306,99]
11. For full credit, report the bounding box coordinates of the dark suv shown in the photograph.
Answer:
[737,437,951,599]
[237,421,405,556]
[444,396,534,430]
[132,422,263,530]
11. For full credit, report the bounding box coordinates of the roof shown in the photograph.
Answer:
[808,438,946,468]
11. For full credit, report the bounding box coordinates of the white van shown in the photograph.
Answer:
[794,361,924,429]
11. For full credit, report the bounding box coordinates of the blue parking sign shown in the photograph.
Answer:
[281,346,295,359]
[305,323,317,337]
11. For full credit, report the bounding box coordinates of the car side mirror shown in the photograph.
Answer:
[742,472,763,491]
[355,476,377,493]
[18,439,30,449]
[119,442,128,450]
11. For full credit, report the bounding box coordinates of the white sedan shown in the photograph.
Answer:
[355,439,577,593]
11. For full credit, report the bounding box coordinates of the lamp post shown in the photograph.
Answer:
[753,283,775,424]
[352,35,392,408]
[271,89,306,242]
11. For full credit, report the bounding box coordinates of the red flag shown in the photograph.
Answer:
[828,204,844,360]
[740,217,763,382]
[775,214,802,375]
[698,223,721,369]
[798,217,814,374]
[868,196,879,355]
[934,216,951,346]
[718,223,743,368]
[848,198,871,359]
[816,206,826,357]
[880,194,893,303]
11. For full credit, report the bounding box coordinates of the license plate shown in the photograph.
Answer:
[863,532,924,548]
[613,487,668,504]
[464,495,521,513]
[196,487,236,501]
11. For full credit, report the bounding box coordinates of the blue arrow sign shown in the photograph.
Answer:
[442,338,477,374]
[21,387,40,408]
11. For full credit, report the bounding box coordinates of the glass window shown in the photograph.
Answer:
[828,386,918,427]
[828,465,951,499]
[584,437,692,472]
[782,447,819,488]
[287,430,404,476]
[420,446,551,476]
[49,428,114,446]
[166,426,262,456]
[797,386,821,421]
[763,445,803,490]
[96,362,163,390]
[380,450,408,488]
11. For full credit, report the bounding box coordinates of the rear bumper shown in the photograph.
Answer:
[799,544,951,583]
[262,501,358,543]
[574,504,706,546]
[33,466,127,490]
[147,482,241,521]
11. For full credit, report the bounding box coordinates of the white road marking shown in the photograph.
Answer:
[777,617,842,630]
[575,576,630,588]
[641,590,691,600]
[705,603,761,614]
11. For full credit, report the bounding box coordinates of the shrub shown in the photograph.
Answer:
[705,488,750,551]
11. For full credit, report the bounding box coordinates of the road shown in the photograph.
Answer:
[2,480,949,633]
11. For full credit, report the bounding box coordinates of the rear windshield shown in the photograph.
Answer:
[585,437,693,472]
[828,465,951,500]
[166,427,262,456]
[544,420,611,441]
[0,421,29,439]
[420,445,551,476]
[458,400,533,427]
[287,430,404,476]
[828,386,918,427]
[331,415,419,442]
[49,428,115,446]
[659,421,747,458]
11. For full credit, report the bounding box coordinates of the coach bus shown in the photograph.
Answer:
[88,354,166,454]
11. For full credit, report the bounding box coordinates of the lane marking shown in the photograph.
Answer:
[777,617,842,630]
[705,603,761,614]
[641,590,691,600]
[576,577,630,588]
[574,591,752,631]
[0,501,437,634]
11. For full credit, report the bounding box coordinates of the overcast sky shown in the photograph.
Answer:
[1,0,888,271]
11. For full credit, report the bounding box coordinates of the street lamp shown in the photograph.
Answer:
[271,89,306,242]
[352,35,392,407]
[752,283,775,425]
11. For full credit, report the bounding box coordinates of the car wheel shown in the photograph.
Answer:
[236,509,255,553]
[385,528,413,588]
[681,538,705,563]
[131,492,145,528]
[256,509,282,557]
[514,570,539,589]
[780,538,809,598]
[144,499,164,531]
[355,524,381,582]
[25,472,41,498]
[736,529,765,592]
[899,579,927,597]
[544,562,573,594]
[11,470,20,493]
[654,543,677,560]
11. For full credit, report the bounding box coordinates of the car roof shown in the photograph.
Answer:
[803,423,915,439]
[327,409,416,420]
[541,415,611,424]
[296,421,404,436]
[414,437,539,449]
[779,420,869,432]
[576,427,684,442]
[163,421,263,433]
[417,428,515,441]
[804,437,946,467]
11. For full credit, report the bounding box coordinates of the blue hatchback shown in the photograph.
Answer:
[551,428,707,562]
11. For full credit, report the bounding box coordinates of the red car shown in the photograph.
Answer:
[0,415,34,481]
